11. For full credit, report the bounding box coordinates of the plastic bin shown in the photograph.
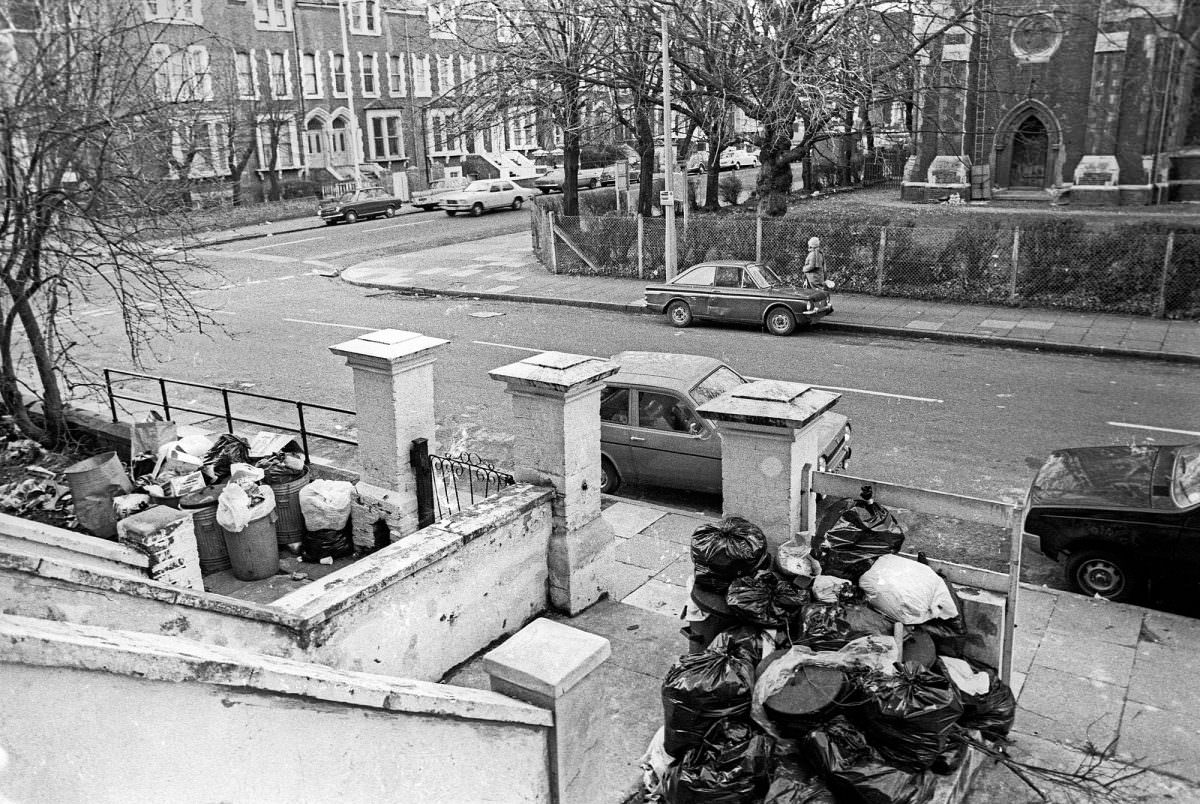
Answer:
[269,470,311,547]
[181,483,230,575]
[221,508,279,581]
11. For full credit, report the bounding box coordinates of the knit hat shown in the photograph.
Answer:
[808,237,821,249]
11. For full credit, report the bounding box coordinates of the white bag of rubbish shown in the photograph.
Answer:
[217,481,276,533]
[298,479,353,531]
[858,553,959,625]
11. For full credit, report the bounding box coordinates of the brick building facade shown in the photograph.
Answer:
[903,0,1199,205]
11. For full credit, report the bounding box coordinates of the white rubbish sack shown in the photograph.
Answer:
[217,482,276,533]
[858,553,959,625]
[811,574,851,603]
[299,479,354,530]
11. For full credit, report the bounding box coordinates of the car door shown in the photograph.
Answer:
[363,188,384,215]
[599,385,635,486]
[669,264,716,320]
[627,389,722,493]
[706,266,761,324]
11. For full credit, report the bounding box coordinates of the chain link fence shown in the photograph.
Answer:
[530,203,1200,319]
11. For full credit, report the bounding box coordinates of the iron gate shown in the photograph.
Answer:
[410,438,516,528]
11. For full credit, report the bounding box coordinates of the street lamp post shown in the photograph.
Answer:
[338,0,364,189]
[660,11,677,280]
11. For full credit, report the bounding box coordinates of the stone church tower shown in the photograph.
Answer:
[902,0,1199,205]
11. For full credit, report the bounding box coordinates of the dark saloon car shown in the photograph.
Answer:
[599,351,851,496]
[1023,443,1200,602]
[318,187,403,224]
[644,261,832,336]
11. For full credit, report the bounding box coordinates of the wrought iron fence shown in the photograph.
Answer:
[530,207,1200,318]
[410,438,515,528]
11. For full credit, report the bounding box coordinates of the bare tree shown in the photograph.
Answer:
[0,1,218,447]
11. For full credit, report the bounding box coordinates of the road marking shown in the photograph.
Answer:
[473,340,543,353]
[1108,421,1200,437]
[275,275,295,281]
[366,220,427,232]
[238,235,325,253]
[283,318,376,331]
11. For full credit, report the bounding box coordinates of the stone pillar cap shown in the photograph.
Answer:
[482,618,611,698]
[697,379,840,428]
[329,329,449,366]
[489,351,618,394]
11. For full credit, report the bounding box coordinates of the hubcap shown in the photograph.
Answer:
[771,313,789,330]
[671,307,687,322]
[1079,559,1123,596]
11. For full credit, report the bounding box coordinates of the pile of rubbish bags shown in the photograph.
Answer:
[643,487,1016,804]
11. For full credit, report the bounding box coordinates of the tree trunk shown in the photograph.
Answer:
[756,121,795,217]
[229,168,244,207]
[635,105,655,216]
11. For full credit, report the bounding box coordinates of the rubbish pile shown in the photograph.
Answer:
[59,415,355,580]
[643,487,1016,804]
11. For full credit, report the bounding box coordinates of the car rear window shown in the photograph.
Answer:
[673,265,715,286]
[691,366,746,404]
[1172,444,1200,507]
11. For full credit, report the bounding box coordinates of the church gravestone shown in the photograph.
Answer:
[1072,155,1119,205]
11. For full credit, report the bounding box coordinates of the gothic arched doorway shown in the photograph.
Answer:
[1008,114,1049,188]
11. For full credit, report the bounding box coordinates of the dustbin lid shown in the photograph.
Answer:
[180,482,228,509]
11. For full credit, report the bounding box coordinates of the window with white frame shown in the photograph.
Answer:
[257,118,299,169]
[360,53,379,96]
[253,0,293,30]
[436,54,454,95]
[411,54,431,97]
[347,0,380,35]
[171,119,226,177]
[144,0,202,24]
[428,109,460,153]
[367,111,404,159]
[186,45,212,101]
[235,51,259,99]
[387,54,406,96]
[300,52,322,97]
[267,50,292,99]
[330,52,348,96]
[427,1,455,39]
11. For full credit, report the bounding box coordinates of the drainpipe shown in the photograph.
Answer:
[291,18,308,172]
[1151,2,1186,204]
[338,0,363,188]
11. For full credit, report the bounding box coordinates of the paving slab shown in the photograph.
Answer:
[1029,630,1137,687]
[600,501,666,538]
[1127,641,1200,715]
[1043,593,1145,647]
[1118,700,1200,784]
[612,531,684,574]
[1015,665,1125,750]
[641,512,707,547]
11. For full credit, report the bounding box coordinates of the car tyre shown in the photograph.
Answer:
[600,457,620,495]
[667,300,693,328]
[419,205,435,211]
[541,188,551,194]
[384,206,396,218]
[1065,549,1142,602]
[344,210,358,224]
[588,178,599,189]
[765,306,797,336]
[445,210,457,217]
[511,197,524,210]
[470,203,484,217]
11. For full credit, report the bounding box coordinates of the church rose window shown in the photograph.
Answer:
[1011,13,1062,62]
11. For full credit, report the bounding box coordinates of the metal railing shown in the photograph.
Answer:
[103,368,357,461]
[410,438,515,528]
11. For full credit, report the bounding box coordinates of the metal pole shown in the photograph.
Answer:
[660,12,677,280]
[1156,231,1175,319]
[296,402,312,462]
[222,390,234,434]
[1008,226,1021,303]
[104,370,118,423]
[755,215,763,262]
[548,210,559,274]
[158,379,171,421]
[338,0,363,188]
[410,437,435,529]
[637,213,644,279]
[876,227,887,295]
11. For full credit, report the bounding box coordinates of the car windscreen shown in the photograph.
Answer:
[746,263,783,288]
[1172,444,1200,507]
[337,192,357,202]
[690,366,746,404]
[464,181,490,192]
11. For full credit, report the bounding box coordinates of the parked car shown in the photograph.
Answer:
[533,166,609,193]
[1023,443,1200,602]
[720,148,761,170]
[644,260,833,336]
[411,177,470,211]
[439,179,529,217]
[317,187,403,224]
[686,153,709,174]
[599,351,851,495]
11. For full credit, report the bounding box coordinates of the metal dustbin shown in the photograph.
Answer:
[181,483,230,575]
[268,469,311,549]
[221,502,280,582]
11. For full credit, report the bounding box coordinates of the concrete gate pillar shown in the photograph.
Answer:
[329,329,448,546]
[490,352,620,614]
[697,380,841,550]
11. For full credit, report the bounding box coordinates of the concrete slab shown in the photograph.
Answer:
[654,555,693,588]
[600,501,666,538]
[1029,630,1137,687]
[1015,665,1125,750]
[1141,609,1200,648]
[554,598,684,680]
[1043,593,1144,647]
[622,578,689,619]
[612,531,683,574]
[1118,700,1200,784]
[1015,586,1058,631]
[642,512,708,547]
[1127,642,1200,716]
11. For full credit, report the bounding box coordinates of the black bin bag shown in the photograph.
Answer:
[764,751,838,804]
[959,664,1017,741]
[851,663,964,772]
[665,719,773,804]
[800,716,935,804]
[726,570,809,629]
[815,486,905,582]
[692,517,769,594]
[662,629,760,756]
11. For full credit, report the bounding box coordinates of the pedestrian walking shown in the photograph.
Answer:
[802,236,826,289]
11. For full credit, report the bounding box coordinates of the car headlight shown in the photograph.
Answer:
[803,300,813,311]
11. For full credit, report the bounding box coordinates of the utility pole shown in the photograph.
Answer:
[660,10,677,280]
[338,0,363,188]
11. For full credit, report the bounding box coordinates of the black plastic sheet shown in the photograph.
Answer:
[662,629,760,756]
[203,434,250,482]
[852,663,964,771]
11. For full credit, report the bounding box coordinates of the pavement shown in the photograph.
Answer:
[204,215,1200,364]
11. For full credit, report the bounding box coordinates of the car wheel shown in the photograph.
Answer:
[419,205,435,211]
[600,457,620,495]
[541,188,551,194]
[666,300,693,328]
[511,197,524,210]
[384,206,396,218]
[1065,550,1142,602]
[445,210,457,217]
[470,203,484,217]
[588,178,599,189]
[344,210,358,224]
[765,306,796,336]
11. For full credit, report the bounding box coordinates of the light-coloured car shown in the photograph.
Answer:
[411,177,469,211]
[599,351,851,495]
[719,148,761,171]
[533,166,610,193]
[439,179,529,217]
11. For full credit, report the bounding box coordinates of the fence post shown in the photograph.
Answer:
[409,438,435,530]
[637,214,645,280]
[1008,227,1021,303]
[756,215,763,262]
[875,227,888,295]
[548,211,559,275]
[1155,231,1175,319]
